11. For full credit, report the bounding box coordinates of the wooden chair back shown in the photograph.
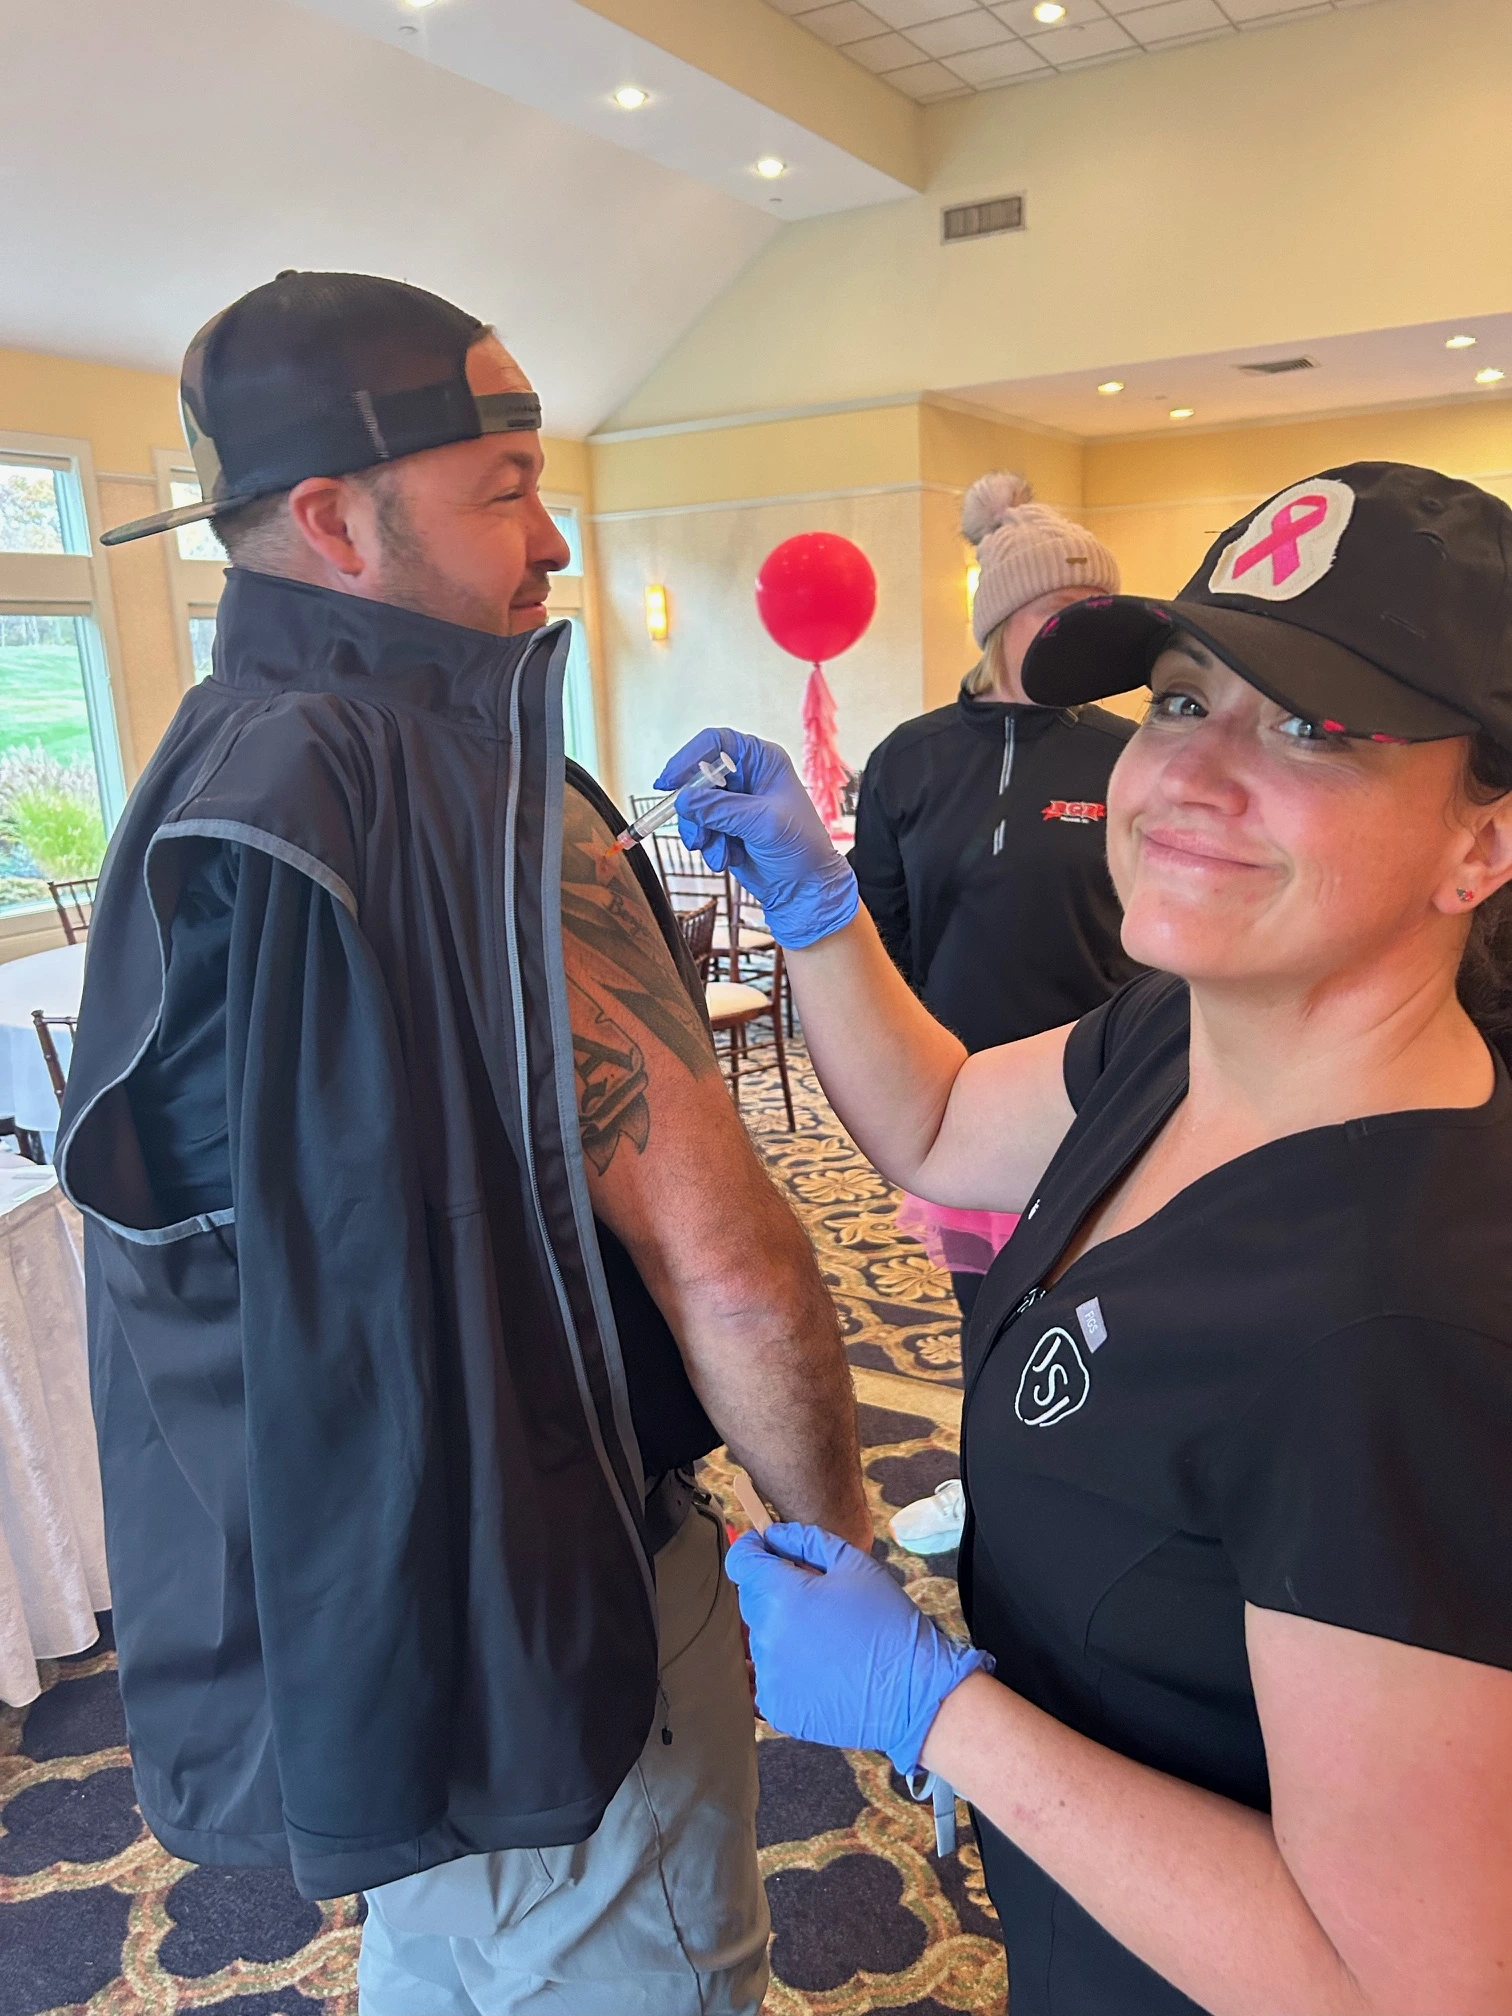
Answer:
[49,877,97,945]
[31,1011,78,1107]
[675,898,717,981]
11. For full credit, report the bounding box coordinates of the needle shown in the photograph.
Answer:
[607,751,735,854]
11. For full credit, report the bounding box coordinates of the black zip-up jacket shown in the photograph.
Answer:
[57,568,713,1899]
[850,688,1139,1053]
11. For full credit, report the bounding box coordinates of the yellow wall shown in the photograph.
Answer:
[591,402,923,516]
[1084,395,1512,596]
[586,394,1096,787]
[917,403,1081,508]
[0,346,182,477]
[610,0,1512,429]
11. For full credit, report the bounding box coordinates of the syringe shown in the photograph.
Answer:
[607,751,736,855]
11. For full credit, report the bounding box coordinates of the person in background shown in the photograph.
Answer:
[850,474,1140,1317]
[59,271,870,2016]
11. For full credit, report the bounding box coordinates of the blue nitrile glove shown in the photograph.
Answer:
[653,728,860,950]
[725,1522,994,1776]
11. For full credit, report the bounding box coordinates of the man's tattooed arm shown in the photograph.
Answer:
[560,784,716,1173]
[558,779,872,1551]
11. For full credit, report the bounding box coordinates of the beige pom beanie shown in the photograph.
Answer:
[964,472,1120,648]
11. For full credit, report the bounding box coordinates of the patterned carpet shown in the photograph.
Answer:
[0,1040,1005,2016]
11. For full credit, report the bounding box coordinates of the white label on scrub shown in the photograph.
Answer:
[1076,1296,1107,1353]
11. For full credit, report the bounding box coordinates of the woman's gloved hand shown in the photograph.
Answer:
[725,1521,994,1776]
[653,729,860,950]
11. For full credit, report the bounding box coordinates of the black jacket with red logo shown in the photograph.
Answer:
[851,687,1140,1053]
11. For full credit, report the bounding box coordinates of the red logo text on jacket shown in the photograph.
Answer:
[1042,800,1107,824]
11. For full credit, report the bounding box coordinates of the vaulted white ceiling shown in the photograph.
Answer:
[0,0,807,436]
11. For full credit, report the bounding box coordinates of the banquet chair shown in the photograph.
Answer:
[31,1012,78,1108]
[643,826,775,984]
[675,898,717,983]
[48,878,97,945]
[704,951,795,1130]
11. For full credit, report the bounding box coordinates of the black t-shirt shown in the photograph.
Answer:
[960,971,1512,2016]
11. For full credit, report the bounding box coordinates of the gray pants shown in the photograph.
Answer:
[358,1503,769,2015]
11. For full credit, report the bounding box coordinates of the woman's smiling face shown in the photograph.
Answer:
[1107,637,1477,991]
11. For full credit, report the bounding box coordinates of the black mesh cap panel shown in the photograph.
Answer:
[103,270,542,545]
[183,272,485,501]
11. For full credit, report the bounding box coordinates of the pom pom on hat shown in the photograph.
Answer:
[962,469,1121,647]
[961,470,1035,546]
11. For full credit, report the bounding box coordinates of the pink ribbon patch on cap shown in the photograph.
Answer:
[1231,495,1331,588]
[1208,477,1355,603]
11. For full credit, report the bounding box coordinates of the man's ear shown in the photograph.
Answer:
[286,475,373,579]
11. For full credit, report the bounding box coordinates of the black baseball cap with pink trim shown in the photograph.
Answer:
[102,270,542,547]
[1022,462,1512,751]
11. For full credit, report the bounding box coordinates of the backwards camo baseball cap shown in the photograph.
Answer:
[102,270,542,546]
[1022,462,1512,750]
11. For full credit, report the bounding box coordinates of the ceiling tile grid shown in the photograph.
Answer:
[762,0,1390,98]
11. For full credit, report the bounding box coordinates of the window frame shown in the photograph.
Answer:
[541,489,604,779]
[151,446,228,691]
[0,429,131,948]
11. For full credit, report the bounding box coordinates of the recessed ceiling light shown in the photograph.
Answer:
[1475,367,1505,386]
[1169,406,1195,420]
[1033,1,1067,20]
[755,156,787,180]
[1097,380,1125,396]
[1446,334,1478,350]
[613,85,648,110]
[405,0,438,9]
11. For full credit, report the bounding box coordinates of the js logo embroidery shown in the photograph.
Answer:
[1014,1326,1090,1428]
[1042,800,1106,824]
[1207,477,1355,603]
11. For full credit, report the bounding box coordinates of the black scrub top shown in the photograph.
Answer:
[960,971,1512,2016]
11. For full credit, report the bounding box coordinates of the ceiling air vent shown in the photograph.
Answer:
[1236,356,1317,376]
[942,195,1025,244]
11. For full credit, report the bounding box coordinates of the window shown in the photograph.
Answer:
[152,450,227,692]
[544,501,600,776]
[0,463,67,554]
[0,441,126,921]
[189,616,217,682]
[170,482,228,567]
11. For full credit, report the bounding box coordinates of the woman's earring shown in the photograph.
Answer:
[1458,888,1475,903]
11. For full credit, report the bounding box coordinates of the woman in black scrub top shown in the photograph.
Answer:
[658,463,1512,2016]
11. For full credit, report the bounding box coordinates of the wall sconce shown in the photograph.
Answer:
[965,564,980,623]
[645,583,670,643]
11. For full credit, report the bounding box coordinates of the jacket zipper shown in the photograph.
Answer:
[993,713,1016,856]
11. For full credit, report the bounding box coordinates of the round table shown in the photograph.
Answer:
[0,1156,109,1704]
[0,942,87,1137]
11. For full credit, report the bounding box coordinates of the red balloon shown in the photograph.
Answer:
[755,533,876,665]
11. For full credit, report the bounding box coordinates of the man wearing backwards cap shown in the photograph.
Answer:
[60,272,870,2015]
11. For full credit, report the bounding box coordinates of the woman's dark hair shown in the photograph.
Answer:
[1457,730,1512,1065]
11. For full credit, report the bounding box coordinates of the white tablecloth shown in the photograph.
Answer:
[0,942,87,1135]
[0,1155,109,1705]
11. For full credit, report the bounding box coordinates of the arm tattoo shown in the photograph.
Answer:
[568,977,652,1175]
[561,785,716,1171]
